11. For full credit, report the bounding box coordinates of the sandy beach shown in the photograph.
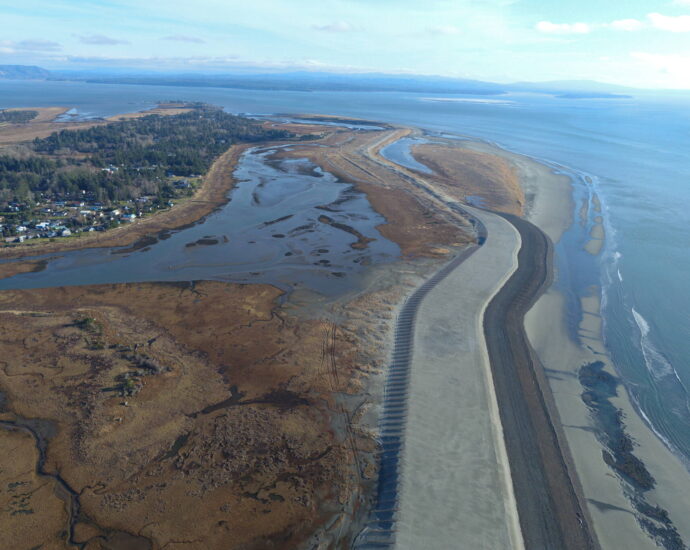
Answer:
[497,148,690,548]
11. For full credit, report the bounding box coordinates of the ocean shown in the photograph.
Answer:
[2,77,690,520]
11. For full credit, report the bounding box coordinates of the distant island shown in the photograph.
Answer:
[0,64,638,99]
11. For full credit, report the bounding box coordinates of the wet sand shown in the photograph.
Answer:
[527,288,690,549]
[509,150,690,547]
[584,223,605,255]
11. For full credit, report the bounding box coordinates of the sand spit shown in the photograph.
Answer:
[411,143,525,216]
[394,206,523,549]
[447,140,573,243]
[585,222,605,256]
[0,104,195,146]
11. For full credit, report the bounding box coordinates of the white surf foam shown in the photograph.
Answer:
[632,307,676,380]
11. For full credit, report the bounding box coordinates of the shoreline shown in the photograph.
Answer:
[497,138,690,547]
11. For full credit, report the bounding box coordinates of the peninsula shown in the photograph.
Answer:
[0,106,595,549]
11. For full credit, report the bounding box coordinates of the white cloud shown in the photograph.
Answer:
[427,25,461,36]
[535,21,591,35]
[671,0,690,5]
[0,39,62,53]
[608,19,644,31]
[163,35,205,44]
[78,34,130,45]
[648,12,690,32]
[311,21,354,33]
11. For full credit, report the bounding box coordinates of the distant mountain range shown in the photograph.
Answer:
[0,64,633,98]
[0,65,52,80]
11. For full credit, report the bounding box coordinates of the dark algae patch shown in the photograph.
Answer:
[579,361,654,489]
[579,361,685,549]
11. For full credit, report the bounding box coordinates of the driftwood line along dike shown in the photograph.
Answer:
[483,214,599,550]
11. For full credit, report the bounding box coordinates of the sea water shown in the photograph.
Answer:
[2,78,690,492]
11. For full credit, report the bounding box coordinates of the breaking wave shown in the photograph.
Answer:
[632,307,675,381]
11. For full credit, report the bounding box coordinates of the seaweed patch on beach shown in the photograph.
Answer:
[579,361,685,549]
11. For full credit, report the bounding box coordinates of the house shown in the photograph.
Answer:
[61,229,72,237]
[36,222,50,230]
[121,214,137,222]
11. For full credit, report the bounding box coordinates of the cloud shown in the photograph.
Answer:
[608,19,644,31]
[427,25,461,36]
[535,21,591,35]
[535,14,690,35]
[671,0,690,5]
[648,13,690,32]
[0,39,62,53]
[162,34,205,44]
[311,21,354,32]
[78,34,129,45]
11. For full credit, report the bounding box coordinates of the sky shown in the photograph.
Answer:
[2,0,690,89]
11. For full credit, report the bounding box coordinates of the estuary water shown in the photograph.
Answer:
[2,79,690,535]
[0,143,399,296]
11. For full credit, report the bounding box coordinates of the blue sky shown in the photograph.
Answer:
[2,0,690,88]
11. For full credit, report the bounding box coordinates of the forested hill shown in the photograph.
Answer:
[0,105,291,204]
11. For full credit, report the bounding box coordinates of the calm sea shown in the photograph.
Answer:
[2,79,690,466]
